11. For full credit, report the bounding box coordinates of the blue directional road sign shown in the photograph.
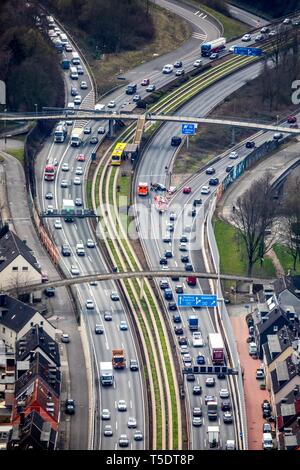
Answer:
[233,46,262,57]
[181,123,196,135]
[177,294,217,307]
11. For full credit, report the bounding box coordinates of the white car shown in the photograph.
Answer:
[162,64,173,73]
[74,95,82,105]
[73,177,81,185]
[268,30,277,37]
[61,163,69,171]
[193,59,202,67]
[54,219,62,229]
[85,299,94,309]
[70,265,80,275]
[101,409,111,420]
[219,388,230,398]
[117,400,127,411]
[200,186,210,195]
[229,44,238,52]
[75,166,83,175]
[119,434,129,447]
[179,242,188,251]
[65,43,73,52]
[182,353,192,366]
[97,126,105,134]
[180,345,189,354]
[127,417,137,428]
[283,18,291,25]
[61,179,68,188]
[107,100,116,108]
[86,239,95,248]
[229,151,238,159]
[47,205,54,214]
[242,33,251,42]
[205,377,215,387]
[192,332,204,347]
[104,425,113,437]
[80,81,88,89]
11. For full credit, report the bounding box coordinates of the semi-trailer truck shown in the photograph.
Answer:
[112,349,126,369]
[209,333,225,364]
[188,315,198,330]
[100,362,114,386]
[54,122,67,142]
[201,37,226,57]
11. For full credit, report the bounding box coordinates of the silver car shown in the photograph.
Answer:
[101,409,111,420]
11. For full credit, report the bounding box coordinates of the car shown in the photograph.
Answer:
[141,78,150,86]
[181,255,189,263]
[205,394,216,404]
[101,409,110,420]
[163,234,172,243]
[77,65,84,75]
[179,242,188,251]
[263,422,272,433]
[260,27,270,34]
[118,434,129,447]
[83,126,91,134]
[77,153,86,161]
[61,179,68,188]
[169,212,177,221]
[75,197,82,207]
[103,425,113,436]
[193,406,202,417]
[134,430,143,441]
[209,52,219,59]
[166,223,174,232]
[165,250,173,258]
[47,205,54,215]
[193,385,202,395]
[184,225,192,233]
[90,136,99,144]
[54,219,62,229]
[196,354,205,364]
[71,86,78,96]
[192,417,202,426]
[173,313,181,323]
[256,368,265,380]
[283,18,291,25]
[119,320,128,331]
[97,126,105,134]
[75,166,83,175]
[65,399,75,415]
[292,19,300,26]
[162,64,173,73]
[201,186,210,195]
[85,299,94,309]
[161,266,169,271]
[86,239,95,248]
[175,69,185,76]
[209,177,219,186]
[186,373,195,382]
[175,284,184,294]
[229,151,238,159]
[65,43,73,52]
[104,312,112,321]
[159,256,168,265]
[219,388,229,398]
[130,359,139,371]
[133,94,141,102]
[223,411,233,423]
[180,235,188,243]
[44,287,55,298]
[205,377,215,387]
[191,208,196,217]
[127,417,137,428]
[73,95,82,105]
[255,33,263,42]
[179,344,188,354]
[107,100,116,108]
[169,302,177,311]
[117,400,127,411]
[66,120,73,126]
[174,60,183,68]
[229,44,238,52]
[73,177,81,185]
[185,263,193,272]
[287,115,297,123]
[178,336,188,346]
[183,186,192,194]
[263,408,272,419]
[246,141,255,148]
[80,80,88,89]
[221,401,231,411]
[206,167,215,175]
[242,33,251,41]
[171,136,182,146]
[160,279,169,290]
[290,123,299,129]
[193,59,202,67]
[218,371,226,380]
[193,332,204,347]
[70,265,80,275]
[45,192,53,200]
[61,333,70,343]
[273,132,283,140]
[193,198,202,206]
[95,324,103,334]
[174,326,183,335]
[226,165,234,172]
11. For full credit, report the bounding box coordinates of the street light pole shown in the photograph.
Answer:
[34,103,38,117]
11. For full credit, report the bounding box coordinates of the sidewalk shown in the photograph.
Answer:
[0,141,89,450]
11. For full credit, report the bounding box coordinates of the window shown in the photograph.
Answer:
[2,327,5,334]
[22,266,28,271]
[30,322,34,327]
[12,267,18,271]
[40,321,44,326]
[273,326,278,332]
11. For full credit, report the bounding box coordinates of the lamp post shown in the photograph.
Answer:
[34,103,38,118]
[4,108,7,150]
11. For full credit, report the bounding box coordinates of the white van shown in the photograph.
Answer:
[162,64,173,74]
[248,342,258,356]
[71,52,80,65]
[70,66,79,80]
[67,102,75,115]
[76,243,85,256]
[262,433,273,450]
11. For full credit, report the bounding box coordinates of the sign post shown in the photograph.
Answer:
[181,123,197,151]
[177,294,217,308]
[233,46,262,57]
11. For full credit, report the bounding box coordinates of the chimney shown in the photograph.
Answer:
[20,412,25,427]
[0,293,6,307]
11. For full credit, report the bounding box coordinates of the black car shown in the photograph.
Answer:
[44,287,55,297]
[221,401,231,411]
[181,255,189,263]
[180,235,188,243]
[217,372,226,380]
[186,374,196,382]
[169,302,177,311]
[65,399,75,415]
[191,209,196,217]
[173,313,181,323]
[209,177,219,186]
[193,385,202,395]
[160,280,169,290]
[45,192,54,200]
[206,167,216,175]
[178,336,188,346]
[174,60,183,68]
[171,136,182,147]
[159,257,168,265]
[226,165,234,173]
[95,325,104,335]
[185,263,193,272]
[246,141,255,148]
[174,326,183,335]
[165,250,173,258]
[61,244,71,256]
[171,276,180,281]
[193,199,202,206]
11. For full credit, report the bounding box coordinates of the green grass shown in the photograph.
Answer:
[273,244,300,274]
[214,219,276,278]
[7,148,24,163]
[199,3,248,38]
[86,179,93,209]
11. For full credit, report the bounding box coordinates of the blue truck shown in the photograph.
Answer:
[188,315,198,330]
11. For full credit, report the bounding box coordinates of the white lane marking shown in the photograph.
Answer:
[198,12,203,18]
[130,400,133,409]
[202,14,207,19]
[116,421,118,430]
[194,10,200,15]
[88,255,93,262]
[192,32,207,40]
[74,224,77,230]
[128,380,131,389]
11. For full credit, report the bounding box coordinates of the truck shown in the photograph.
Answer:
[112,349,126,369]
[60,53,70,70]
[100,362,114,386]
[188,315,198,330]
[125,83,137,95]
[207,399,218,421]
[62,199,75,222]
[44,164,56,181]
[137,182,149,196]
[201,37,226,57]
[70,128,82,147]
[94,103,106,113]
[207,426,220,448]
[225,439,235,450]
[54,122,67,142]
[209,333,225,364]
[154,195,168,213]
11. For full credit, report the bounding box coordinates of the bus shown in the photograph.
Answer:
[110,142,127,166]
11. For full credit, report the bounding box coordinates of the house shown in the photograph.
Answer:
[263,326,298,375]
[276,386,300,432]
[0,294,56,352]
[278,411,300,450]
[7,411,57,450]
[273,276,300,320]
[269,354,300,406]
[0,226,41,291]
[254,307,290,358]
[16,325,60,367]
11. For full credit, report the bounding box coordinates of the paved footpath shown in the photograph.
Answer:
[0,141,89,450]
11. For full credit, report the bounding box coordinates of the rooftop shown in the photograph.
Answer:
[7,410,57,450]
[15,352,61,396]
[270,355,300,394]
[16,325,60,367]
[0,226,40,274]
[0,294,37,333]
[263,325,298,365]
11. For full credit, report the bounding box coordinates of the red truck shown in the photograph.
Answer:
[209,333,225,364]
[44,164,56,181]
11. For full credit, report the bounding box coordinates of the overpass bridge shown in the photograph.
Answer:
[7,269,274,296]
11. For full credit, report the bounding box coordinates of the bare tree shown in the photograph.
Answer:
[231,172,278,276]
[280,174,300,271]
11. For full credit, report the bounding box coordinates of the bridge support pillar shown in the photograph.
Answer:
[108,119,114,138]
[139,278,144,300]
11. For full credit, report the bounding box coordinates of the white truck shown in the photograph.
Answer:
[207,426,220,448]
[70,128,82,147]
[62,199,75,222]
[94,103,106,113]
[100,362,114,386]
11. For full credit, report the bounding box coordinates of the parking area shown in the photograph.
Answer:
[230,311,269,450]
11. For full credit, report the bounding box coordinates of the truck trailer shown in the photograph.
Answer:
[112,349,126,369]
[188,315,198,330]
[100,362,114,386]
[62,199,75,222]
[207,426,220,448]
[201,37,226,56]
[209,333,225,364]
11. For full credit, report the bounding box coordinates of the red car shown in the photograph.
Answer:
[141,78,150,86]
[77,154,86,162]
[287,115,297,123]
[183,186,192,194]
